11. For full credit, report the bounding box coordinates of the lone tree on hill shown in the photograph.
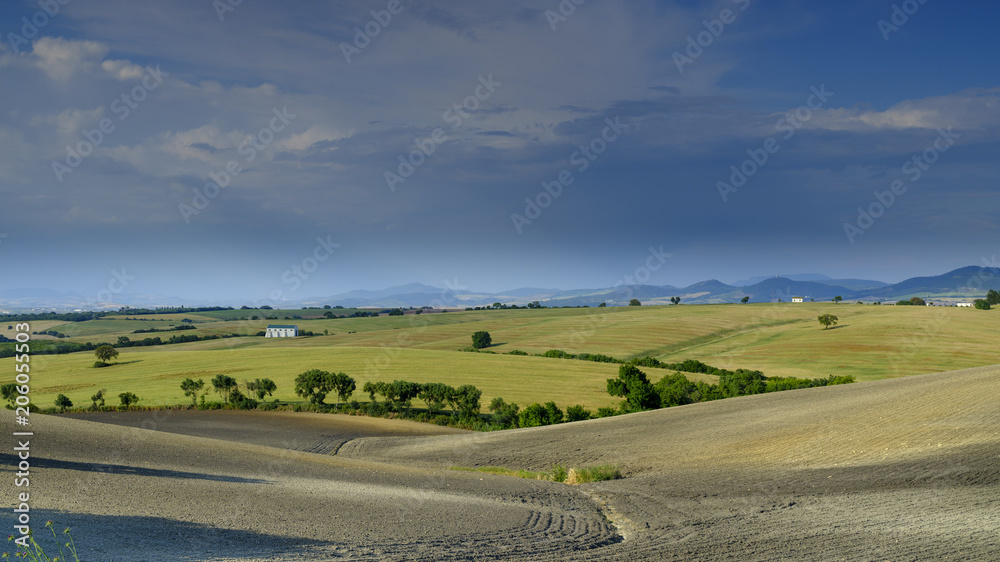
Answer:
[818,314,839,329]
[471,331,492,349]
[629,299,641,306]
[94,344,119,366]
[910,296,926,306]
[833,296,842,304]
[741,296,750,304]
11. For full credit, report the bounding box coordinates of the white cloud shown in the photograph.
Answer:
[805,88,1000,132]
[102,58,145,80]
[30,106,106,145]
[32,37,108,82]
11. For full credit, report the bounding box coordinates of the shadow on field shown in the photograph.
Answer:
[14,510,338,561]
[1,454,270,485]
[825,325,849,330]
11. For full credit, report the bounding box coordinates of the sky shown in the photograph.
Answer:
[0,0,998,304]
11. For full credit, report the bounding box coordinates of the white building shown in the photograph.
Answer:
[265,324,299,337]
[956,302,974,308]
[791,297,804,303]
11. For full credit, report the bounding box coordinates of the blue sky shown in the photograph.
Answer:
[0,0,998,303]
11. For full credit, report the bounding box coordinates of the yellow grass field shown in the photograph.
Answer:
[4,302,998,410]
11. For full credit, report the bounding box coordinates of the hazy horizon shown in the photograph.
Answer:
[2,1,998,303]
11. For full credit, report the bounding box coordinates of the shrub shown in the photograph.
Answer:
[505,349,528,356]
[55,394,73,412]
[471,331,492,349]
[489,397,520,428]
[518,401,563,427]
[607,364,660,412]
[118,392,139,407]
[974,299,991,310]
[629,356,661,368]
[542,349,575,359]
[565,404,592,421]
[567,465,622,484]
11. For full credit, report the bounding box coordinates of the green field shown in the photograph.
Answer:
[4,302,997,410]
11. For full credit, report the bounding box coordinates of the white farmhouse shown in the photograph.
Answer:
[265,324,299,337]
[791,297,804,303]
[956,302,974,308]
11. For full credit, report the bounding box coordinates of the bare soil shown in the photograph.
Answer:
[4,365,999,560]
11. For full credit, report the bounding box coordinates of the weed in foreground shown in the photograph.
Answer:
[4,521,80,561]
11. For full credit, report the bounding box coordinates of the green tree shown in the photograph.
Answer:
[565,404,592,422]
[94,344,119,365]
[518,402,563,427]
[629,298,641,306]
[741,296,750,304]
[245,378,277,401]
[295,369,336,405]
[974,299,991,310]
[1,382,19,408]
[607,364,660,412]
[90,389,106,409]
[180,378,205,405]
[54,394,73,412]
[489,397,520,427]
[211,374,238,403]
[471,331,492,349]
[718,369,766,398]
[421,382,455,415]
[331,373,355,406]
[987,289,1000,305]
[833,296,843,303]
[450,384,482,419]
[818,314,839,329]
[118,392,139,407]
[654,373,697,407]
[910,296,926,306]
[598,302,607,307]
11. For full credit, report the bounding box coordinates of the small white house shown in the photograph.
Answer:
[791,297,804,303]
[956,302,973,308]
[265,324,299,337]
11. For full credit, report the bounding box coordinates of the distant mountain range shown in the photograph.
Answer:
[2,266,998,313]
